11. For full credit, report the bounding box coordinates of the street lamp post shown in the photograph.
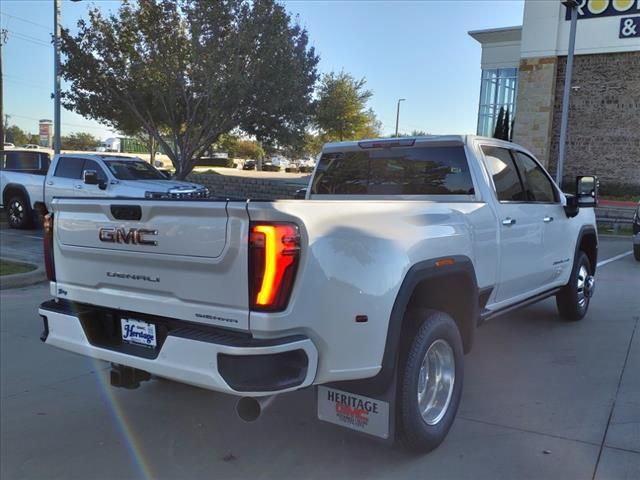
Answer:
[394,98,406,137]
[556,0,579,186]
[53,0,61,154]
[53,0,82,154]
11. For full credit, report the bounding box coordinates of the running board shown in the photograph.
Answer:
[479,288,561,324]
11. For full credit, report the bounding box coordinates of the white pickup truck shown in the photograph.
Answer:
[38,135,599,452]
[1,150,207,229]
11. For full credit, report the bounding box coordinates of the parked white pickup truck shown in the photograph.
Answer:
[0,151,207,229]
[39,135,599,452]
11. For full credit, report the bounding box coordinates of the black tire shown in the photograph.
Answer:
[634,244,640,262]
[6,195,34,229]
[556,251,593,321]
[397,309,464,453]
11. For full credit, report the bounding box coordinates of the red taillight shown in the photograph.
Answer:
[249,222,300,311]
[43,213,55,282]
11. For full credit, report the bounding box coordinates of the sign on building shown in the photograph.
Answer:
[566,0,640,20]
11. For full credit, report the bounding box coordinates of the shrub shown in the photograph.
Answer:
[196,157,235,168]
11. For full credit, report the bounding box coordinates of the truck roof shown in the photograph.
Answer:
[53,153,143,162]
[321,134,518,153]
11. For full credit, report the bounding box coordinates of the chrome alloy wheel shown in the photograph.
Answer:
[417,339,455,426]
[576,265,592,308]
[8,200,24,227]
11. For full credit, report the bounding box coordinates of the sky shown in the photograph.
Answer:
[1,0,524,141]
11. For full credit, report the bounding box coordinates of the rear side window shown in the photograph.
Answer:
[2,151,41,171]
[513,151,558,203]
[481,146,526,202]
[54,157,85,179]
[311,146,475,196]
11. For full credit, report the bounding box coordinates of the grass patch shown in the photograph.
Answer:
[600,195,640,203]
[0,260,36,276]
[597,224,633,237]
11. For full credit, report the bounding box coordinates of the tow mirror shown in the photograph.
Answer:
[84,170,107,190]
[576,175,598,208]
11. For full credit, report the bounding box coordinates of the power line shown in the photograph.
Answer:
[0,12,49,31]
[5,29,50,46]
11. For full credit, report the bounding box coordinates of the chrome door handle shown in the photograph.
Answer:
[502,217,516,226]
[46,181,54,185]
[74,184,83,189]
[543,216,554,223]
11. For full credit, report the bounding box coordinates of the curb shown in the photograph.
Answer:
[0,257,47,290]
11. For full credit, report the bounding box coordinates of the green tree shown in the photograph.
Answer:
[5,125,30,146]
[213,134,240,158]
[394,129,430,138]
[234,140,264,159]
[60,132,100,151]
[503,108,511,141]
[302,132,324,157]
[493,107,506,141]
[315,71,380,141]
[60,0,319,179]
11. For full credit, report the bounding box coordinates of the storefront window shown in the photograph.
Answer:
[477,68,518,138]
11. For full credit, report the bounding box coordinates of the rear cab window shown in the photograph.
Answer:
[310,144,475,197]
[1,151,46,173]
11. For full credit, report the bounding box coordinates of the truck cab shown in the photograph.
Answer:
[43,154,209,207]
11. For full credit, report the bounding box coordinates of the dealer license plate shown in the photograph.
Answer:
[121,318,157,348]
[317,386,390,439]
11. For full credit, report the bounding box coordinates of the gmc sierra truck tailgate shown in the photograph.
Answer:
[50,198,251,330]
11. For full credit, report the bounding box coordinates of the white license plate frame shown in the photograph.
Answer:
[121,318,157,348]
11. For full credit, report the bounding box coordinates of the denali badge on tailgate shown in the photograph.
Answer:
[317,386,390,439]
[99,227,158,246]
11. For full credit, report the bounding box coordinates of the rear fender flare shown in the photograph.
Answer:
[2,183,32,209]
[347,256,479,394]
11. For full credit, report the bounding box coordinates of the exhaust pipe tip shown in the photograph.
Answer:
[236,397,262,422]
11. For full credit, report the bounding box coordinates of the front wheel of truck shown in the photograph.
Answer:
[556,251,594,321]
[397,309,464,453]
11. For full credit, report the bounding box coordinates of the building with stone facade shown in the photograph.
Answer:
[469,0,640,191]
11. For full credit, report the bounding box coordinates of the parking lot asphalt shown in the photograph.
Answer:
[0,225,44,265]
[1,235,638,480]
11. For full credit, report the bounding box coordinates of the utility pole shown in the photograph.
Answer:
[556,0,579,185]
[0,28,7,146]
[53,0,62,154]
[394,98,406,137]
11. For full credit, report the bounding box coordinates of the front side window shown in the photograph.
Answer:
[82,159,108,182]
[54,157,85,179]
[481,146,525,202]
[311,146,475,196]
[104,160,165,180]
[513,151,558,203]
